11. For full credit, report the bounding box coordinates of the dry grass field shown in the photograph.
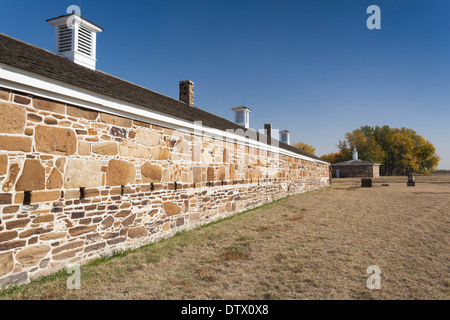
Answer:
[1,174,449,300]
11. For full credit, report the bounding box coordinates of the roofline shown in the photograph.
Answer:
[232,106,252,112]
[0,33,328,165]
[0,62,329,166]
[331,161,381,166]
[46,13,104,31]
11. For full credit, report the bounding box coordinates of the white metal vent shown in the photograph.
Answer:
[58,25,72,53]
[78,24,93,56]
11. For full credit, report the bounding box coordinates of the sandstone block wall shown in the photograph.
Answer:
[0,86,329,286]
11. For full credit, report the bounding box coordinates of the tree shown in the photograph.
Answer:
[321,152,346,164]
[321,125,440,175]
[293,142,316,155]
[344,129,385,164]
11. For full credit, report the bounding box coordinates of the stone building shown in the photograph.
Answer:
[0,12,330,286]
[331,149,380,178]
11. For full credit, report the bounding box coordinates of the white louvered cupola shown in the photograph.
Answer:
[47,13,103,70]
[232,106,251,129]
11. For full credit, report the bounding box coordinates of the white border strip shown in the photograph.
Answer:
[0,63,329,165]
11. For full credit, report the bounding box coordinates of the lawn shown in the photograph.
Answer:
[1,175,449,300]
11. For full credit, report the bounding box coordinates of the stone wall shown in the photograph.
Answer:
[332,164,380,178]
[0,86,329,286]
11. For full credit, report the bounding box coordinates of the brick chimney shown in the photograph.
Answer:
[264,124,272,139]
[179,80,194,106]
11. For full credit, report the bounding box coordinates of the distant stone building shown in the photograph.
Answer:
[331,149,380,178]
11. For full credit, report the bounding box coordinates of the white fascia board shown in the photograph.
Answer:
[48,14,102,33]
[78,18,103,33]
[0,63,329,165]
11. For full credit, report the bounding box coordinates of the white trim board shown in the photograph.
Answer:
[0,63,329,165]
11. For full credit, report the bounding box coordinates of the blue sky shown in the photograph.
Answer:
[1,0,449,168]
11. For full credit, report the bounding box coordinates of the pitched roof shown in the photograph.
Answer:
[0,32,326,163]
[232,106,252,112]
[46,13,104,31]
[331,159,380,166]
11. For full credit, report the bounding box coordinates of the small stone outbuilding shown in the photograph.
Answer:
[332,159,380,178]
[331,148,380,178]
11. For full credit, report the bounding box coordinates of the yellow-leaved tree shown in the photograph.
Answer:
[293,142,316,155]
[321,125,440,175]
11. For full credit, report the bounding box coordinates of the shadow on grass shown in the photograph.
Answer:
[0,187,324,297]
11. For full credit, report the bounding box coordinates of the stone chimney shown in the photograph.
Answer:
[47,12,103,70]
[232,106,251,129]
[280,130,291,145]
[264,124,272,139]
[179,80,194,106]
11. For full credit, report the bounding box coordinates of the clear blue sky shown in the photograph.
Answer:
[1,0,449,168]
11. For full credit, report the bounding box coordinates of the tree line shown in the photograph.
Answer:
[294,126,440,176]
[320,125,440,175]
